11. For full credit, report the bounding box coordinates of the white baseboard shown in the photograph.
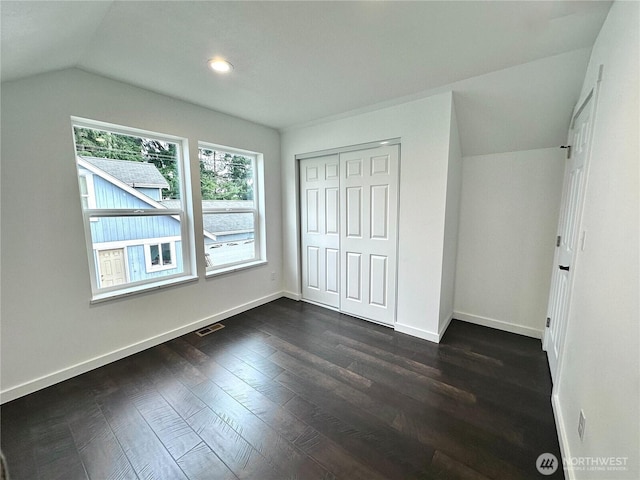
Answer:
[394,312,453,344]
[453,311,543,339]
[394,322,440,343]
[0,291,284,404]
[282,290,301,301]
[552,392,573,480]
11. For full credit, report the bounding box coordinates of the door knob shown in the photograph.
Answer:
[559,265,570,271]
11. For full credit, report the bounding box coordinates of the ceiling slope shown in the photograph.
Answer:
[1,1,611,154]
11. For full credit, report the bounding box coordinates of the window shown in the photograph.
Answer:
[198,144,264,273]
[72,120,266,300]
[73,119,193,300]
[145,241,176,272]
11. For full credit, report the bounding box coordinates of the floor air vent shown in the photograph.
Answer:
[195,323,225,337]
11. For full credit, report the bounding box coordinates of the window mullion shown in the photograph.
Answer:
[201,208,256,214]
[85,208,183,217]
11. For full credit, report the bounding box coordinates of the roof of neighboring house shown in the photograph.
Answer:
[202,212,253,236]
[82,156,169,189]
[162,200,254,236]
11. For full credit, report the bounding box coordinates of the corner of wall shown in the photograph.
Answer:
[438,93,463,336]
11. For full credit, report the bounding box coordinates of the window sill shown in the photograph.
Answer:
[90,275,199,304]
[205,259,267,278]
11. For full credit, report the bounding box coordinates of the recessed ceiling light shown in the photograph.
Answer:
[208,58,233,73]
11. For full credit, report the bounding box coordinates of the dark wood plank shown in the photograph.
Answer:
[152,343,209,388]
[185,407,286,480]
[64,388,137,480]
[270,349,398,424]
[130,388,202,460]
[134,349,207,421]
[97,390,188,480]
[243,318,358,369]
[169,337,297,408]
[323,329,445,378]
[284,394,432,479]
[191,380,333,480]
[177,441,239,480]
[276,368,472,480]
[13,387,90,480]
[0,299,564,480]
[338,343,476,404]
[1,403,40,480]
[431,450,492,480]
[264,334,373,389]
[170,338,380,480]
[192,374,306,444]
[31,417,88,480]
[348,359,526,448]
[293,426,387,480]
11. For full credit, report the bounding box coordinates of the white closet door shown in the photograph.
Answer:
[300,155,341,308]
[340,145,399,326]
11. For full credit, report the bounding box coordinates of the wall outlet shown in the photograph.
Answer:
[578,409,586,441]
[270,271,276,281]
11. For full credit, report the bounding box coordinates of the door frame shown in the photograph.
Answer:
[543,70,603,382]
[295,138,402,326]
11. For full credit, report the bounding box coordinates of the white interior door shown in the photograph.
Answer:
[544,90,595,382]
[340,145,399,326]
[300,155,341,308]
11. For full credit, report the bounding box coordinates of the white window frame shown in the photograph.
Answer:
[198,142,267,275]
[72,117,196,302]
[144,240,177,272]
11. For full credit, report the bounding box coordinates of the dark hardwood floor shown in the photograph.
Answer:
[0,298,563,479]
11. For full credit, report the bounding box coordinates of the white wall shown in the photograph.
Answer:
[454,147,565,337]
[281,92,455,341]
[554,2,639,478]
[0,69,282,402]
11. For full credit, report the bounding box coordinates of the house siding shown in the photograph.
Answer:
[90,214,180,244]
[92,175,162,210]
[136,187,162,201]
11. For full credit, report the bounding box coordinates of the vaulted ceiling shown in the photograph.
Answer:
[1,1,612,155]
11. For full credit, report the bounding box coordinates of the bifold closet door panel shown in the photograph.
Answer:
[300,155,340,308]
[340,145,399,326]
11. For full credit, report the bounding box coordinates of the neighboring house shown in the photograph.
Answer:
[77,156,254,287]
[161,199,255,268]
